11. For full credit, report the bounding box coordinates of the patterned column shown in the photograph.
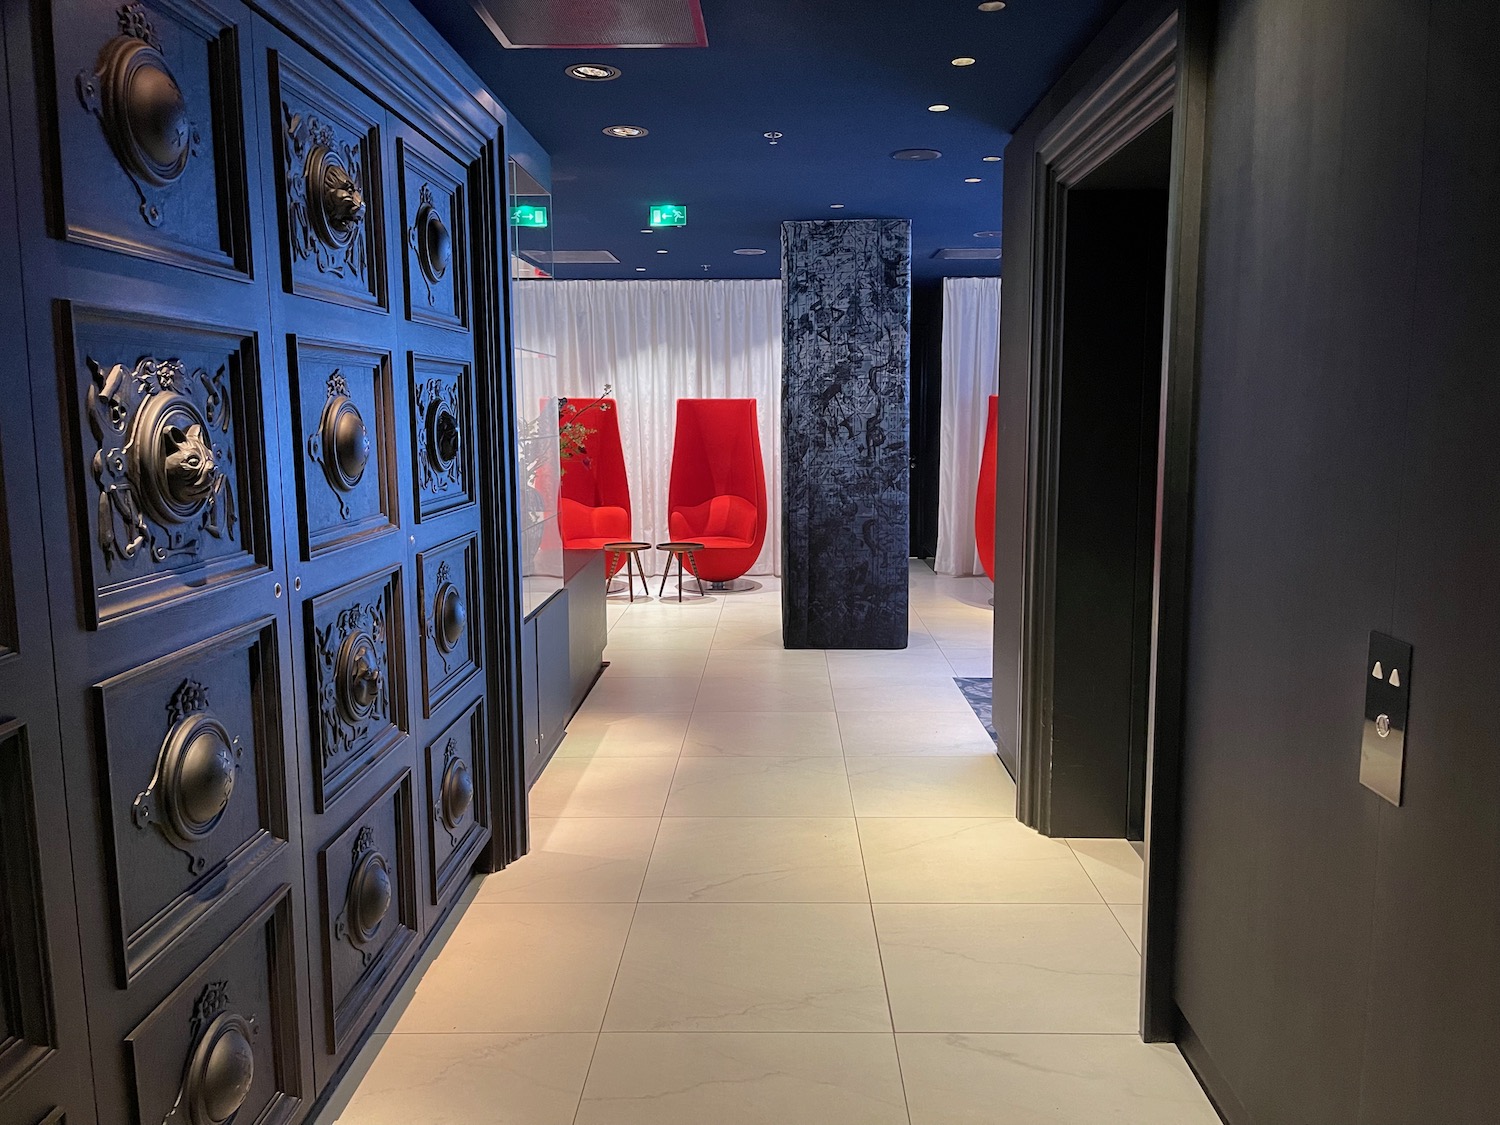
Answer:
[781,219,911,648]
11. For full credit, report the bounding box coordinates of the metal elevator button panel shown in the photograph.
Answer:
[1360,631,1413,807]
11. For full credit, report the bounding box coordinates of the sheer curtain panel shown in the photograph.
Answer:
[514,279,784,575]
[935,277,1003,576]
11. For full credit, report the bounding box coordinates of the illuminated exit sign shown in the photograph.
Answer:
[649,203,687,228]
[510,204,549,228]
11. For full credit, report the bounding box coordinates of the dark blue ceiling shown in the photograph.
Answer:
[412,0,1123,281]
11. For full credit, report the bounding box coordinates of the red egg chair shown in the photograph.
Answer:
[975,394,999,581]
[556,397,632,575]
[667,398,767,586]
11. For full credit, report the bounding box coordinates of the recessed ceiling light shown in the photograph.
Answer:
[951,57,976,67]
[892,148,942,161]
[566,63,620,81]
[656,249,668,254]
[975,230,1002,237]
[734,248,767,255]
[983,155,1002,162]
[603,125,648,138]
[965,177,982,183]
[641,229,654,234]
[928,104,951,113]
[635,267,646,272]
[978,1,1006,10]
[830,203,846,209]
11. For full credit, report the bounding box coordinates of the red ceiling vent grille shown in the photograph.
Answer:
[471,0,708,48]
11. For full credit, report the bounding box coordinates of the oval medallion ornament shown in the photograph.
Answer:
[307,144,366,250]
[410,184,452,304]
[78,3,201,226]
[162,981,258,1125]
[336,826,393,965]
[335,631,383,725]
[433,581,467,654]
[308,372,370,517]
[134,680,243,874]
[132,391,221,528]
[426,398,461,473]
[440,755,473,831]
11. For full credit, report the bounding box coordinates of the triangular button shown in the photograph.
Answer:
[1389,668,1401,687]
[1372,662,1384,680]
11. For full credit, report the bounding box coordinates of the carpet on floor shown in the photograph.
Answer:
[954,676,997,743]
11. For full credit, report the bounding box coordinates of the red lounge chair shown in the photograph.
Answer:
[975,394,999,581]
[557,397,632,575]
[667,398,767,584]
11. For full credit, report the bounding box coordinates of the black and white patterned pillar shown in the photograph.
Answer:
[781,219,911,649]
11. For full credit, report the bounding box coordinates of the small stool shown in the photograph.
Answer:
[603,542,651,602]
[655,542,706,602]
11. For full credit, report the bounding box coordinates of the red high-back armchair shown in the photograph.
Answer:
[667,398,767,583]
[557,397,631,570]
[975,394,999,581]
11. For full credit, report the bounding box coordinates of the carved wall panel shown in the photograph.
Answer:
[398,138,467,330]
[93,618,288,985]
[417,533,480,717]
[316,770,417,1056]
[423,701,487,907]
[48,0,250,276]
[306,568,406,811]
[0,721,58,1099]
[63,304,269,627]
[0,446,15,662]
[271,54,384,311]
[289,339,397,558]
[123,887,302,1125]
[409,355,474,521]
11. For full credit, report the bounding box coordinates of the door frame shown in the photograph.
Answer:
[1014,2,1213,1039]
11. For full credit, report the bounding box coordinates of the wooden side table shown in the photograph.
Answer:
[655,541,707,601]
[603,541,651,602]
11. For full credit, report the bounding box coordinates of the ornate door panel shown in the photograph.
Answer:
[8,0,314,1120]
[0,34,96,1125]
[249,18,491,1088]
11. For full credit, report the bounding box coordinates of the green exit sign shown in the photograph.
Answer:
[649,204,688,228]
[510,204,549,228]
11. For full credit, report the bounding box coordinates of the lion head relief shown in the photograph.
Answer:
[322,162,365,235]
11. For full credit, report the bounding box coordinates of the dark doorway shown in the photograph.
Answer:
[908,280,944,560]
[1048,114,1172,839]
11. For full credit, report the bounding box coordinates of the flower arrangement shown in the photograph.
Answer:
[556,384,613,474]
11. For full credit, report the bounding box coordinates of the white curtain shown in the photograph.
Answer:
[513,279,784,575]
[935,277,1003,577]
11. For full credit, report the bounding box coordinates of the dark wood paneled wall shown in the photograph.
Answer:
[1176,0,1500,1120]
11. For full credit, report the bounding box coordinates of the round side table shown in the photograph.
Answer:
[603,542,651,602]
[655,542,707,602]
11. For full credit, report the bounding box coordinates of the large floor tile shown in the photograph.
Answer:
[528,757,678,817]
[555,712,691,758]
[641,817,867,902]
[578,673,702,713]
[605,628,717,655]
[859,818,1101,903]
[846,756,1015,817]
[666,756,853,816]
[575,1033,909,1125]
[875,903,1141,1032]
[838,710,996,756]
[604,903,890,1031]
[1068,838,1146,904]
[898,1033,1220,1125]
[695,672,836,712]
[941,648,994,678]
[831,676,974,713]
[335,1033,595,1125]
[1111,902,1143,953]
[394,903,634,1032]
[476,818,659,903]
[682,710,844,756]
[598,647,710,679]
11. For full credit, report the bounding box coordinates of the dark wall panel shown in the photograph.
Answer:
[781,219,911,649]
[1176,0,1500,1120]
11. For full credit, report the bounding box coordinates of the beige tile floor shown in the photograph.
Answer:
[326,565,1220,1125]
